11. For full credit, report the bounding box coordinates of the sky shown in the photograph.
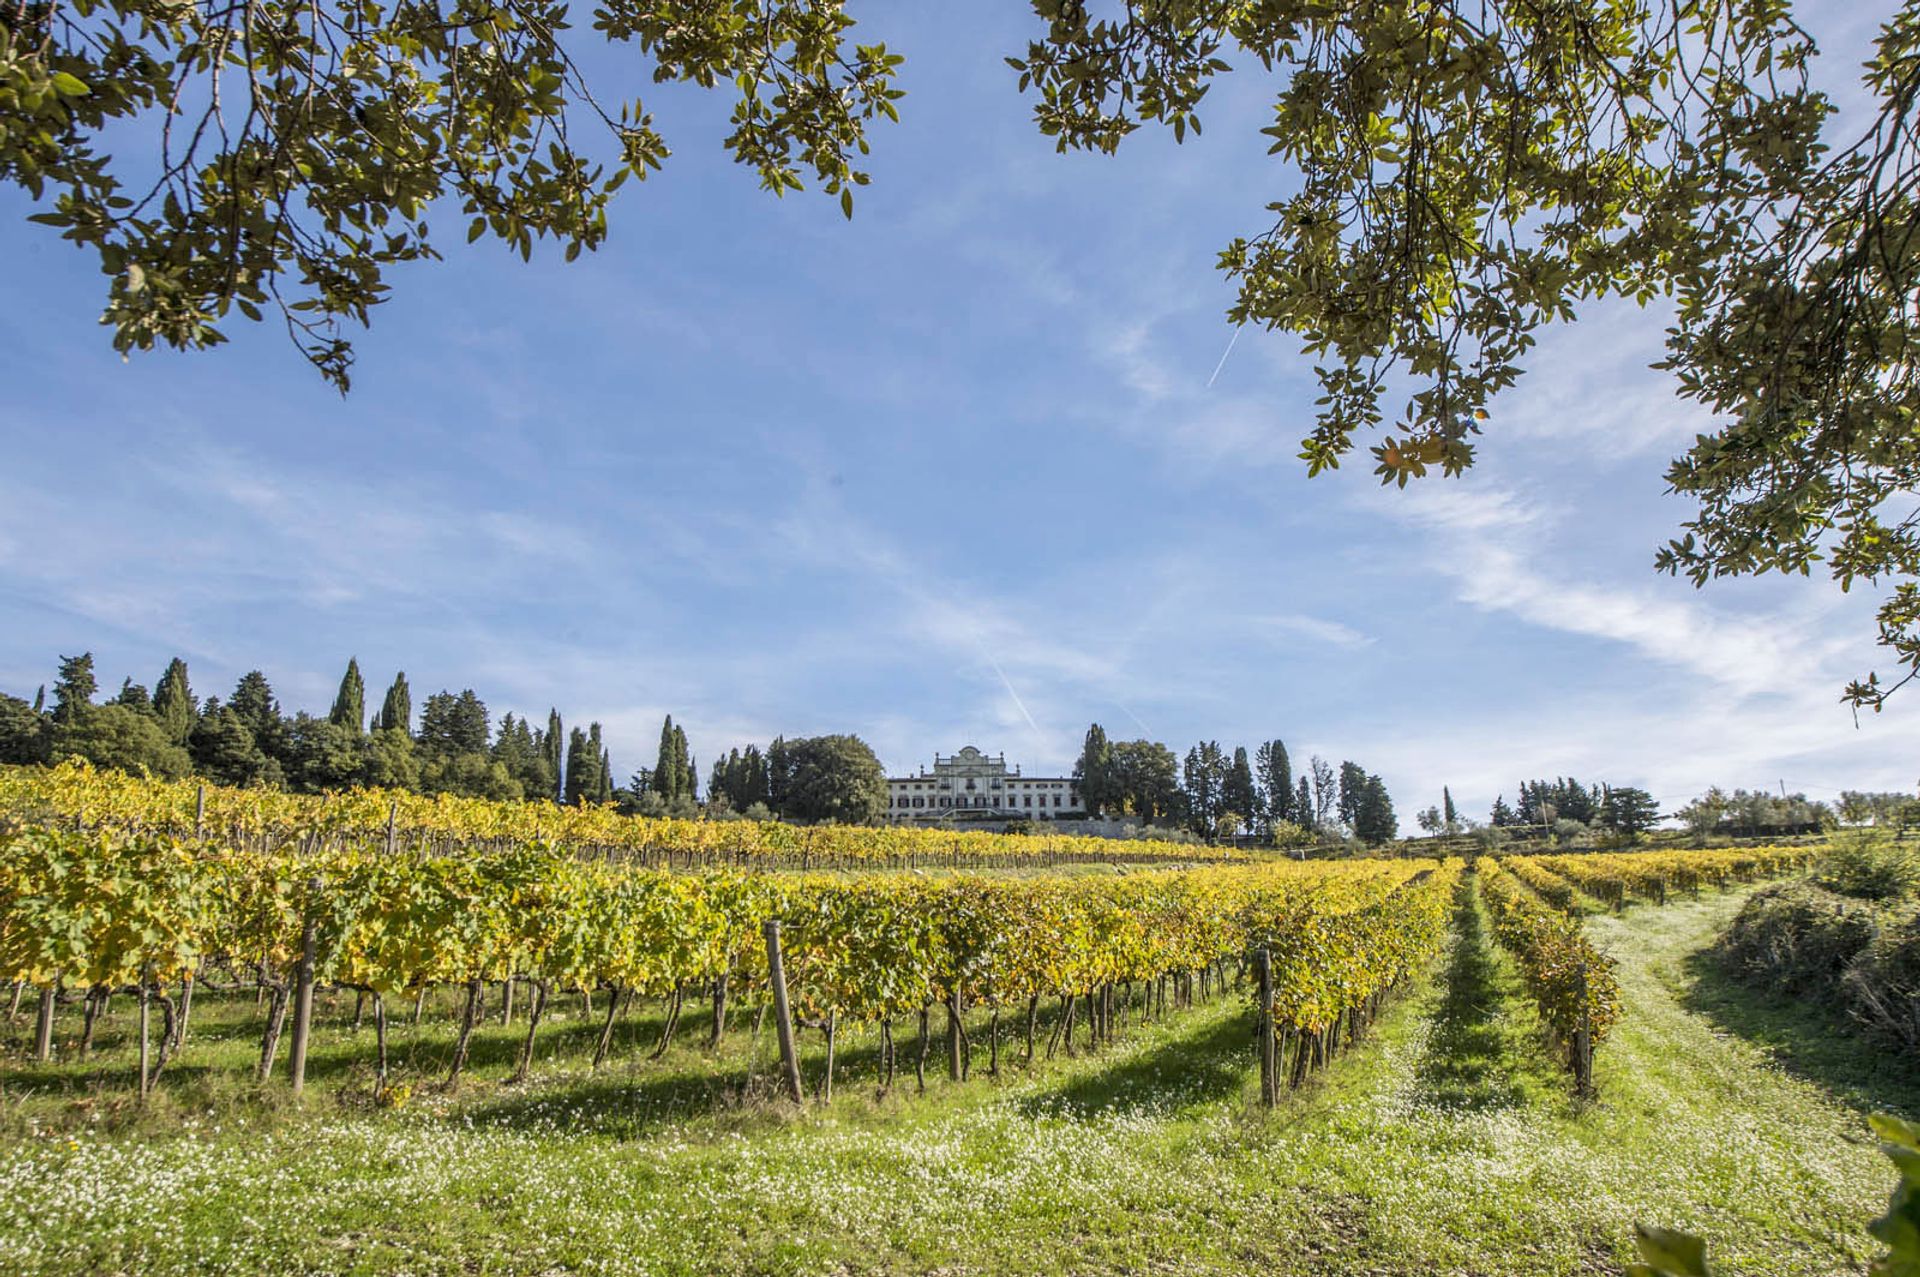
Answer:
[3,4,1917,823]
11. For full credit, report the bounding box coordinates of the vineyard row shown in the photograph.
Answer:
[0,761,1245,869]
[2,826,1459,1103]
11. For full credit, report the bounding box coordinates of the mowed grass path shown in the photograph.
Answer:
[0,879,1903,1276]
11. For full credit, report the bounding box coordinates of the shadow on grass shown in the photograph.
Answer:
[1678,947,1920,1121]
[1015,1004,1252,1119]
[1413,876,1554,1112]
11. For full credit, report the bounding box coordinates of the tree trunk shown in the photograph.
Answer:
[708,973,729,1049]
[593,984,623,1069]
[256,983,290,1082]
[1024,995,1039,1063]
[819,1013,837,1103]
[177,969,195,1046]
[445,978,483,1089]
[80,986,102,1056]
[512,981,547,1083]
[500,977,514,1028]
[989,1007,1001,1077]
[880,1020,895,1090]
[916,1007,929,1093]
[648,985,684,1062]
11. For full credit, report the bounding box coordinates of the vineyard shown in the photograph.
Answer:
[1,765,1897,1277]
[0,763,1466,1107]
[0,761,1245,869]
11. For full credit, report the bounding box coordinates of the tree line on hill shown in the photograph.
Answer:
[0,652,894,824]
[1070,725,1400,845]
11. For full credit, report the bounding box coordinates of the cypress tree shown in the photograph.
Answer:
[1256,739,1293,825]
[653,716,681,800]
[375,672,412,734]
[767,736,789,815]
[153,657,195,743]
[1223,746,1259,826]
[545,709,564,802]
[673,724,692,801]
[1074,724,1113,817]
[329,658,366,733]
[1442,785,1459,832]
[563,728,587,804]
[1294,775,1312,832]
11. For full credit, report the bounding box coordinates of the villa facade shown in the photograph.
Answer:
[884,746,1084,824]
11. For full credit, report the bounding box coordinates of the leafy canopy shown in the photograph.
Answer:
[9,0,1920,703]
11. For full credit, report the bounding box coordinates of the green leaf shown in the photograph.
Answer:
[1632,1226,1711,1277]
[51,71,90,97]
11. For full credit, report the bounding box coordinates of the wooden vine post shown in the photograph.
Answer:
[194,785,206,838]
[1573,961,1592,1096]
[287,877,321,1097]
[385,802,398,856]
[33,986,54,1062]
[763,920,805,1104]
[1255,946,1276,1108]
[136,968,154,1103]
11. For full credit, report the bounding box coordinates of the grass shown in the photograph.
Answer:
[0,879,1903,1275]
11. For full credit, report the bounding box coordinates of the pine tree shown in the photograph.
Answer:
[152,657,195,743]
[1295,775,1312,832]
[374,672,412,734]
[229,672,282,746]
[52,653,97,724]
[450,690,488,753]
[114,678,151,712]
[329,658,366,733]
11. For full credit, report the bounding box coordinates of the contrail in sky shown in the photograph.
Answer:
[1206,322,1245,388]
[983,651,1041,736]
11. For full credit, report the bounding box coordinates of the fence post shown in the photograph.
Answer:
[287,878,321,1097]
[385,802,398,857]
[763,920,805,1104]
[194,785,206,838]
[1255,947,1276,1108]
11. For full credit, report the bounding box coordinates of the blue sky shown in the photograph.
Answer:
[3,5,1917,821]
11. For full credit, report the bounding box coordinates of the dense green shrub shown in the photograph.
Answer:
[1813,833,1920,902]
[1846,906,1920,1051]
[1720,882,1882,992]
